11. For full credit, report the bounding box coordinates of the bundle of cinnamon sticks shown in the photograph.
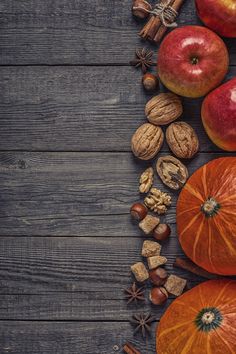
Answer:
[140,0,185,43]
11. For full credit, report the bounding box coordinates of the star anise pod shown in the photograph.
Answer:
[124,282,145,304]
[130,312,156,338]
[130,48,155,73]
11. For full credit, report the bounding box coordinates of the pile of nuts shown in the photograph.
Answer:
[130,199,187,305]
[131,92,199,183]
[129,165,187,304]
[127,88,197,320]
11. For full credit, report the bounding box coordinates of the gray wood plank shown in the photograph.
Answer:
[0,321,156,354]
[0,67,235,151]
[0,293,176,320]
[0,235,209,295]
[0,0,235,65]
[0,152,235,236]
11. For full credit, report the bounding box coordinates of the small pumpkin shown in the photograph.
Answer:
[157,280,236,353]
[177,157,236,275]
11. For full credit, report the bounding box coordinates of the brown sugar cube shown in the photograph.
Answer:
[147,255,167,270]
[141,240,161,258]
[164,274,187,296]
[131,262,149,283]
[139,215,160,235]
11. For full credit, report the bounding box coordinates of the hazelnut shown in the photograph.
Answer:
[130,203,147,221]
[132,0,152,19]
[142,73,159,92]
[149,267,168,286]
[153,224,171,241]
[149,287,168,305]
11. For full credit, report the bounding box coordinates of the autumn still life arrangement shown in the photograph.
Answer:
[122,0,236,353]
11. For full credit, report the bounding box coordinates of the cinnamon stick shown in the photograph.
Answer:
[140,0,185,44]
[123,342,141,354]
[174,257,220,280]
[154,0,185,43]
[140,0,175,41]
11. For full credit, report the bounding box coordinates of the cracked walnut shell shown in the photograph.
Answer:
[144,187,171,215]
[139,167,154,193]
[166,122,199,159]
[145,93,183,126]
[131,123,164,160]
[156,155,188,190]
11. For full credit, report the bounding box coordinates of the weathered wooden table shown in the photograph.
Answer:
[0,1,235,353]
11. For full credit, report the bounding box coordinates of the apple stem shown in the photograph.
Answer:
[191,57,198,65]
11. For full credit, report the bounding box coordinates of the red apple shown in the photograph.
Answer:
[201,77,236,151]
[195,0,236,38]
[157,26,229,98]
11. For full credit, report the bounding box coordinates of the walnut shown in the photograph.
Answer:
[156,155,188,190]
[164,275,187,296]
[131,123,164,160]
[144,188,171,215]
[166,122,199,159]
[139,214,160,235]
[145,93,183,126]
[139,167,154,193]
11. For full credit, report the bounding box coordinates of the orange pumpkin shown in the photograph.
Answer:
[157,280,236,354]
[177,157,236,275]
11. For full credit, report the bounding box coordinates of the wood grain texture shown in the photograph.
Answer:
[0,1,236,353]
[0,66,235,151]
[0,293,176,320]
[0,236,203,295]
[0,152,235,236]
[0,0,235,65]
[0,321,156,354]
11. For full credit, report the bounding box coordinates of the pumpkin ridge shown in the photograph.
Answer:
[207,224,215,273]
[179,213,202,239]
[165,331,187,353]
[192,218,205,260]
[206,336,212,354]
[157,320,193,338]
[214,328,235,354]
[221,193,236,203]
[201,164,208,198]
[165,324,197,353]
[176,299,199,314]
[219,208,236,217]
[222,310,236,315]
[213,217,236,257]
[215,213,236,249]
[185,182,204,202]
[180,330,198,353]
[213,280,235,307]
[198,284,205,309]
[218,325,236,350]
[177,206,200,217]
[219,296,236,310]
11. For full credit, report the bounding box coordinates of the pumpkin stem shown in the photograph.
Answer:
[195,307,222,332]
[201,197,220,217]
[201,311,215,324]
